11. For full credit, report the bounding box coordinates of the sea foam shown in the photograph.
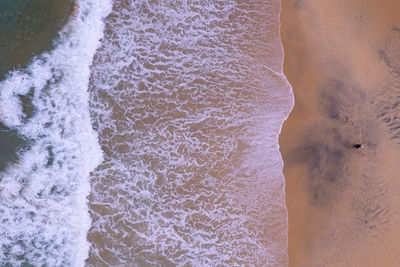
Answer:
[0,0,111,265]
[86,0,292,265]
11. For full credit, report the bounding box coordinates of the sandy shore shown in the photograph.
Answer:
[280,0,400,266]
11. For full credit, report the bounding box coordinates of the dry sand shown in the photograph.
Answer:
[280,0,400,266]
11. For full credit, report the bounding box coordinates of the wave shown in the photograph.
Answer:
[0,0,111,265]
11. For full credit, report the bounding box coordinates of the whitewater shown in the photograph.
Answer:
[0,1,111,265]
[87,0,293,266]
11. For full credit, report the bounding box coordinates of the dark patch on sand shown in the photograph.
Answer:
[294,75,399,241]
[393,26,400,33]
[375,30,400,143]
[300,126,349,208]
[295,77,387,208]
[379,26,400,76]
[349,170,393,241]
[320,78,367,124]
[293,0,304,9]
[373,84,400,143]
[320,79,348,122]
[378,49,400,75]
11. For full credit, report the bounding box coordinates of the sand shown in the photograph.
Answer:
[280,0,400,266]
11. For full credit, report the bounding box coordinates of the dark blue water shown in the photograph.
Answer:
[0,0,71,172]
[0,0,71,77]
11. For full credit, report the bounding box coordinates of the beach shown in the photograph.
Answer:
[280,0,400,266]
[8,0,400,264]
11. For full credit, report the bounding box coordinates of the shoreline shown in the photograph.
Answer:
[280,0,400,266]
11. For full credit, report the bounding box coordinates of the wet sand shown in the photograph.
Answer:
[280,0,400,266]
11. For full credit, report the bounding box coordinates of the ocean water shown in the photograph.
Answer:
[87,0,293,266]
[0,0,111,265]
[0,0,293,266]
[0,0,71,77]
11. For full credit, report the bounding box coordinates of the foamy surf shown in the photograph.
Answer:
[87,0,292,265]
[0,0,111,265]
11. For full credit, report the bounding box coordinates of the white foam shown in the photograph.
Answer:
[0,0,112,265]
[87,0,292,265]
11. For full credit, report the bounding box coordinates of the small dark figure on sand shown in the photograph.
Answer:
[353,144,364,149]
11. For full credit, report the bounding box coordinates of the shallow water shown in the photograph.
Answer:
[87,0,292,265]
